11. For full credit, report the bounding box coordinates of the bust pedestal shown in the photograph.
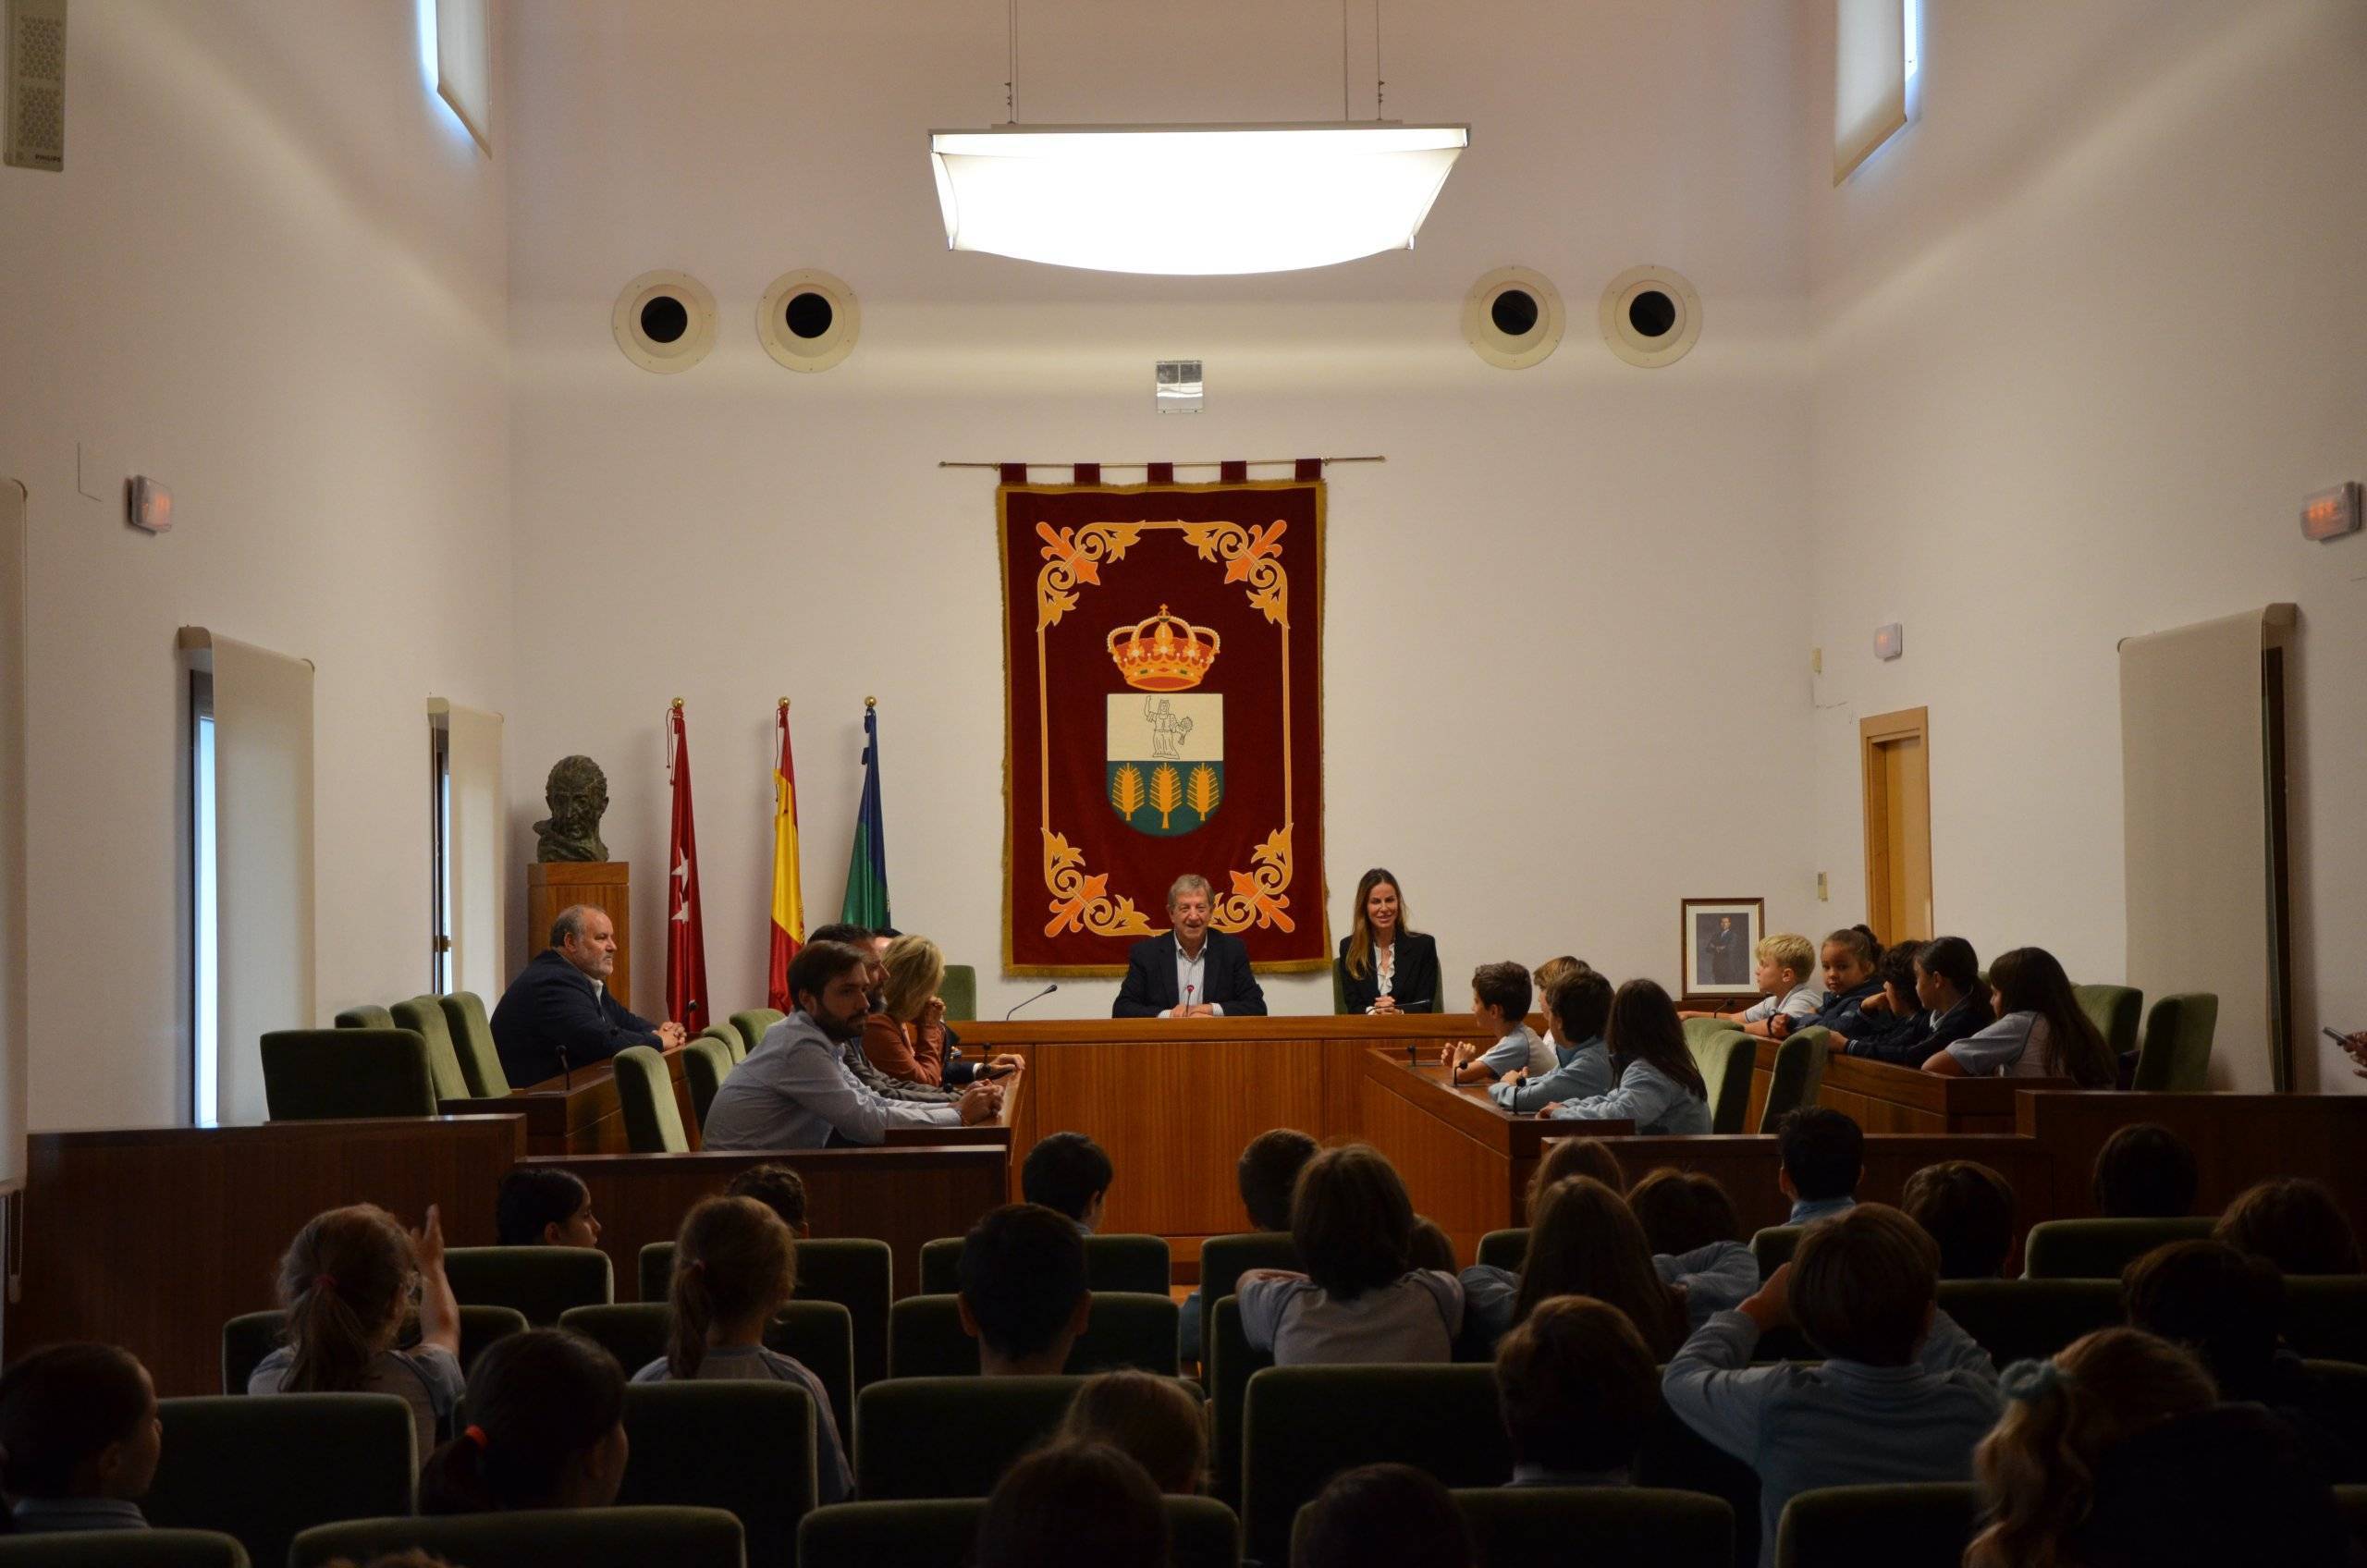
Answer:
[527,862,632,1011]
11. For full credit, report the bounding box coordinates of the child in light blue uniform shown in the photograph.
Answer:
[1493,969,1614,1113]
[1541,979,1713,1134]
[0,1343,161,1532]
[1445,962,1554,1084]
[1240,1145,1463,1365]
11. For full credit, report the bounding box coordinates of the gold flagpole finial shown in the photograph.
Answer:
[670,697,684,710]
[865,695,877,709]
[778,696,791,709]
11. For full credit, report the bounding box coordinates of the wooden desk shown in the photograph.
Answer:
[1358,1047,1631,1260]
[1749,1040,2074,1133]
[15,1115,525,1396]
[439,1045,696,1157]
[879,1065,1024,1149]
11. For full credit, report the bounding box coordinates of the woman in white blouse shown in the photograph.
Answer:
[1334,868,1441,1014]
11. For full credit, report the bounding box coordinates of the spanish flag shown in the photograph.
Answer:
[766,699,805,1011]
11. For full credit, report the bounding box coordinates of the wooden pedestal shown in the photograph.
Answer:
[527,861,632,1010]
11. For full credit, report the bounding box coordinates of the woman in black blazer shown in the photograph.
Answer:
[1335,867,1441,1014]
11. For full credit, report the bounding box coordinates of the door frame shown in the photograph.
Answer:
[1860,705,1932,942]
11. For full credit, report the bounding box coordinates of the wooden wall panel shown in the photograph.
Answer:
[1359,1076,1518,1265]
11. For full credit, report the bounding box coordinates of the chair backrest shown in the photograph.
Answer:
[2132,992,2218,1091]
[1758,1027,1831,1131]
[1208,1294,1274,1505]
[2287,1278,2367,1365]
[730,1008,787,1054]
[0,1531,252,1566]
[939,963,978,1023]
[2071,984,2144,1060]
[852,1375,1084,1499]
[888,1292,1179,1378]
[2337,1486,2367,1551]
[1476,1228,1527,1272]
[1242,1364,1509,1566]
[224,1305,527,1394]
[558,1301,854,1444]
[260,1029,438,1120]
[1935,1280,2124,1366]
[1752,1224,1807,1277]
[641,1237,892,1390]
[696,1022,745,1063]
[146,1393,417,1568]
[619,1380,816,1568]
[798,1496,1239,1568]
[1451,1487,1734,1568]
[436,989,512,1097]
[289,1506,745,1568]
[1773,1482,1982,1568]
[389,995,473,1101]
[332,1004,394,1031]
[443,1245,614,1326]
[2021,1216,2216,1279]
[920,1231,1172,1295]
[681,1036,735,1129]
[1688,1025,1758,1133]
[613,1044,689,1152]
[1198,1231,1296,1363]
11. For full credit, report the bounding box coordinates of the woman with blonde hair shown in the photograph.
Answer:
[1334,868,1441,1015]
[862,933,1017,1086]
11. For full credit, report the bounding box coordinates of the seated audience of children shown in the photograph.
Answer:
[1492,967,1614,1114]
[974,1441,1170,1568]
[1900,1159,2018,1279]
[1845,936,1994,1065]
[1180,1126,1319,1363]
[419,1329,628,1515]
[959,1202,1095,1375]
[1054,1369,1208,1495]
[494,1167,602,1248]
[2214,1176,2361,1275]
[2090,1122,2198,1219]
[1239,1144,1462,1364]
[1541,980,1714,1133]
[1783,925,1885,1038]
[1626,1169,1747,1256]
[1443,962,1551,1084]
[1493,1295,1660,1488]
[1294,1464,1474,1568]
[1525,1135,1626,1219]
[1928,945,2116,1086]
[1021,1131,1115,1232]
[1774,1107,1863,1225]
[0,1343,162,1533]
[1681,932,1824,1038]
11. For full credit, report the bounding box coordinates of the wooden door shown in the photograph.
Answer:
[1861,707,1932,945]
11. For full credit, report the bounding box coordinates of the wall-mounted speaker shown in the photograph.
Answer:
[1463,267,1564,370]
[756,270,861,372]
[612,271,717,374]
[1599,264,1701,369]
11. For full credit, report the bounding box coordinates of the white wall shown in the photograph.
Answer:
[1801,0,2367,1087]
[0,2,513,1127]
[503,0,1820,1022]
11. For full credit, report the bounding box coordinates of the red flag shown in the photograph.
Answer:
[665,701,710,1032]
[767,699,806,1011]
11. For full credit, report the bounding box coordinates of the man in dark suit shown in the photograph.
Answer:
[491,904,686,1086]
[1113,875,1268,1018]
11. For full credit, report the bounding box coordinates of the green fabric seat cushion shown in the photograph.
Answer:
[682,1036,734,1130]
[852,1375,1085,1500]
[437,990,510,1096]
[1450,1488,1734,1568]
[613,1045,689,1153]
[2132,993,2218,1091]
[618,1380,819,1568]
[146,1393,417,1568]
[1772,1482,1981,1568]
[559,1301,854,1444]
[798,1496,1237,1568]
[640,1237,893,1390]
[2020,1217,2216,1280]
[939,965,978,1023]
[1196,1231,1295,1366]
[920,1231,1171,1294]
[1758,1027,1830,1131]
[730,1009,787,1054]
[2071,984,2143,1060]
[332,1005,394,1031]
[0,1532,252,1566]
[1935,1280,2123,1365]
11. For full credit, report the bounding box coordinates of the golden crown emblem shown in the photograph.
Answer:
[1106,605,1221,692]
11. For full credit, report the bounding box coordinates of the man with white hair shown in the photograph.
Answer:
[491,904,687,1086]
[1112,875,1267,1018]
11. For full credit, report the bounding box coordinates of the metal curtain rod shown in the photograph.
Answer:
[939,456,1384,471]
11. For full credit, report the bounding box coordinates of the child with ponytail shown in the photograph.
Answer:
[418,1329,627,1514]
[249,1204,462,1459]
[631,1194,851,1503]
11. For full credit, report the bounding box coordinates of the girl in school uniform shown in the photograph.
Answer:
[0,1343,163,1532]
[1845,937,1994,1066]
[1238,1144,1463,1365]
[631,1194,852,1503]
[1540,980,1713,1134]
[418,1329,628,1514]
[249,1204,464,1460]
[1926,946,2116,1086]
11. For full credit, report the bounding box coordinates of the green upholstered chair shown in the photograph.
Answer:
[618,1380,818,1568]
[888,1292,1180,1378]
[0,1533,251,1566]
[939,963,978,1023]
[1935,1280,2123,1366]
[852,1375,1084,1500]
[612,1044,689,1152]
[145,1393,417,1568]
[2132,992,2218,1091]
[290,1507,745,1568]
[2287,1279,2367,1364]
[1450,1488,1734,1568]
[681,1035,734,1130]
[1758,1027,1831,1131]
[2337,1485,2367,1548]
[1208,1295,1273,1504]
[1688,1025,1758,1133]
[730,1008,787,1054]
[1752,1224,1807,1277]
[1773,1482,1982,1568]
[642,1237,893,1390]
[332,1004,394,1031]
[1242,1364,1508,1566]
[389,995,473,1101]
[260,1029,437,1120]
[2072,983,2144,1060]
[436,989,511,1096]
[1331,962,1348,1014]
[1477,1228,1527,1272]
[920,1232,1171,1294]
[2020,1216,2216,1279]
[225,1305,528,1392]
[1197,1231,1296,1366]
[799,1497,1240,1568]
[443,1245,613,1326]
[696,1021,745,1063]
[559,1301,855,1442]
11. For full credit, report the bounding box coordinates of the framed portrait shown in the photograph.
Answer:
[1681,897,1766,1003]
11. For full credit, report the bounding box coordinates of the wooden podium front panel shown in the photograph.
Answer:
[527,862,631,1011]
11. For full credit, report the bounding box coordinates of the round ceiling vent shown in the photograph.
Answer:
[1600,264,1702,369]
[1462,267,1565,370]
[612,271,718,374]
[757,269,862,373]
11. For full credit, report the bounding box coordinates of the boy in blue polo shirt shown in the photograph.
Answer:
[1443,962,1552,1084]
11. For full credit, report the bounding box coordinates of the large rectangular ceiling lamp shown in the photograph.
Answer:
[929,123,1469,276]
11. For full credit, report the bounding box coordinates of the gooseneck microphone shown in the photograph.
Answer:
[1006,983,1059,1021]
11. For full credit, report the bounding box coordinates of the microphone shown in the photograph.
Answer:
[1006,983,1059,1021]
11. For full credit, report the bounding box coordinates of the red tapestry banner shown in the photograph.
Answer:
[1002,479,1328,975]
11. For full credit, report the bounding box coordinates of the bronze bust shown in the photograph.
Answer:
[533,754,610,863]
